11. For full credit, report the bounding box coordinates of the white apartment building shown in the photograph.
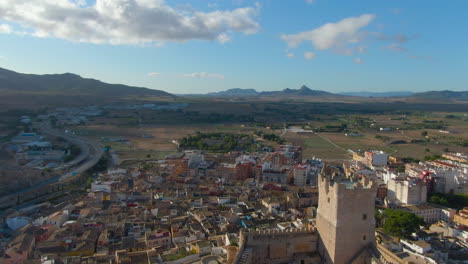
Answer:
[293,164,311,186]
[387,177,427,205]
[403,204,456,224]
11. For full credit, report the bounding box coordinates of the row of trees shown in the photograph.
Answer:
[179,133,256,153]
[254,131,285,144]
[429,193,468,210]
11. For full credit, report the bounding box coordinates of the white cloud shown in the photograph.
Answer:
[305,0,314,4]
[385,44,407,53]
[354,58,363,64]
[217,33,232,44]
[375,33,412,43]
[281,14,375,52]
[357,46,366,54]
[183,72,225,79]
[0,24,12,34]
[304,52,316,60]
[286,52,294,58]
[0,0,260,45]
[147,72,161,77]
[72,0,87,7]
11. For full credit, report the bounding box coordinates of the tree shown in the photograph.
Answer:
[383,209,424,238]
[421,131,428,137]
[424,154,442,161]
[429,196,449,206]
[428,193,468,210]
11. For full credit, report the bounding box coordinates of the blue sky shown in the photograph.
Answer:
[0,0,467,94]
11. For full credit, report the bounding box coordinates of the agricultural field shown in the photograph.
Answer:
[282,112,468,160]
[73,122,275,163]
[73,106,467,162]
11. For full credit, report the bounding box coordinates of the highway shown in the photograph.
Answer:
[38,121,104,181]
[0,121,103,211]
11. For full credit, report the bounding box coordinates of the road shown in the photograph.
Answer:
[0,121,103,209]
[314,133,351,153]
[38,121,103,181]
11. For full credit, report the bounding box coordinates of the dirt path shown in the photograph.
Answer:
[315,133,350,154]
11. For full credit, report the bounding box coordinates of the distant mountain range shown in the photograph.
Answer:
[207,88,260,96]
[0,67,466,104]
[206,85,336,97]
[338,91,415,97]
[0,67,173,97]
[202,86,468,101]
[411,90,468,100]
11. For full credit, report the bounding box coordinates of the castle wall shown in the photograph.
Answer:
[236,228,319,264]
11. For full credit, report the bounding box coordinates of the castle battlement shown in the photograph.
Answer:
[235,226,319,264]
[319,172,377,195]
[243,226,316,236]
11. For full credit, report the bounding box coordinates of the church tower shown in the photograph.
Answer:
[316,165,377,264]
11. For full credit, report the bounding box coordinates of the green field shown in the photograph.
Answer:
[69,105,468,162]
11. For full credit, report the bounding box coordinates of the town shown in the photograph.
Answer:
[1,0,468,263]
[1,128,467,263]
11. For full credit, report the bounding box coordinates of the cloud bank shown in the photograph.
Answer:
[0,0,260,45]
[183,72,225,79]
[281,14,375,52]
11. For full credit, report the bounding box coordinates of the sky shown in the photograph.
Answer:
[0,0,467,94]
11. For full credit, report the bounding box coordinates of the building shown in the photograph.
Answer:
[235,155,256,181]
[145,230,172,249]
[365,151,388,167]
[387,177,427,205]
[16,150,66,161]
[454,207,468,227]
[272,145,303,165]
[11,132,42,144]
[352,151,366,163]
[376,184,387,201]
[261,162,291,184]
[400,240,432,254]
[293,164,311,186]
[316,169,378,264]
[234,228,320,264]
[443,152,468,163]
[407,161,468,194]
[218,163,237,181]
[402,204,456,224]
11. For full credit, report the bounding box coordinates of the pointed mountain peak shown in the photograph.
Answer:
[299,85,311,91]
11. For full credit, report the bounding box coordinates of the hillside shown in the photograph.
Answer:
[203,85,337,98]
[411,90,468,101]
[260,85,336,97]
[207,88,259,96]
[339,91,414,97]
[0,67,172,97]
[199,86,468,102]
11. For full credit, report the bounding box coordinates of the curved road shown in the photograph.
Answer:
[0,121,103,205]
[38,121,103,181]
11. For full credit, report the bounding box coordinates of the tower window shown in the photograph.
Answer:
[362,214,367,220]
[327,197,330,203]
[363,235,366,241]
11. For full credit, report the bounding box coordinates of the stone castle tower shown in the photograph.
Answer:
[316,166,378,264]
